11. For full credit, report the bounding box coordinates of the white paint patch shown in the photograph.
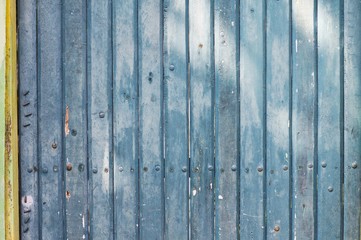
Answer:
[21,195,34,208]
[218,195,223,200]
[295,40,298,53]
[192,189,197,196]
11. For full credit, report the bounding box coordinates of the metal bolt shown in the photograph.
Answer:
[208,165,214,171]
[351,162,358,169]
[321,161,327,168]
[66,163,73,171]
[231,165,237,171]
[27,167,33,173]
[257,166,263,172]
[42,167,48,173]
[51,143,57,149]
[182,166,187,172]
[274,225,280,232]
[78,164,84,172]
[308,163,313,169]
[194,167,199,173]
[119,166,124,172]
[92,168,98,174]
[53,166,58,172]
[155,165,161,171]
[99,112,105,118]
[71,129,77,136]
[104,168,109,173]
[169,64,175,71]
[328,186,333,192]
[283,165,288,171]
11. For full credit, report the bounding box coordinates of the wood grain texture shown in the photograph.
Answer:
[344,0,361,239]
[317,0,342,238]
[63,0,88,239]
[88,0,113,238]
[266,0,291,239]
[18,0,39,238]
[214,0,238,238]
[240,0,266,238]
[189,0,214,239]
[113,0,138,239]
[138,0,164,239]
[163,0,189,239]
[291,1,316,239]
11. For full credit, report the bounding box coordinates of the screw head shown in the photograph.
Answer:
[208,165,214,171]
[328,186,334,192]
[169,64,175,71]
[245,168,249,173]
[274,225,280,232]
[118,166,123,172]
[99,112,105,118]
[308,163,313,169]
[351,162,358,169]
[53,166,58,172]
[92,168,98,174]
[155,165,161,171]
[78,164,84,172]
[257,166,263,172]
[194,167,199,173]
[283,165,288,171]
[27,167,33,173]
[71,129,77,136]
[42,167,48,173]
[51,143,57,149]
[321,161,327,168]
[231,165,237,171]
[181,166,187,172]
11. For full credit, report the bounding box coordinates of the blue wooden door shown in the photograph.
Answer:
[18,0,360,239]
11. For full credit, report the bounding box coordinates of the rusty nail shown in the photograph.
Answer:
[283,165,288,171]
[169,64,175,71]
[321,161,327,168]
[351,162,358,169]
[155,165,161,171]
[208,165,213,171]
[231,165,237,171]
[99,112,105,118]
[66,163,72,171]
[257,166,263,172]
[52,143,57,149]
[92,168,98,174]
[274,225,280,232]
[308,163,313,169]
[118,166,123,172]
[328,186,334,192]
[182,166,187,172]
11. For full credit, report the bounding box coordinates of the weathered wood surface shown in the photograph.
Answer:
[17,1,361,239]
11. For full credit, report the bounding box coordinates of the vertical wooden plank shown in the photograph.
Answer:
[138,0,164,238]
[291,0,316,239]
[88,0,113,238]
[63,0,88,238]
[4,1,19,238]
[239,0,266,238]
[317,0,342,238]
[266,0,291,239]
[18,0,39,238]
[37,0,64,239]
[214,0,238,239]
[0,0,6,237]
[189,0,214,239]
[163,0,188,238]
[113,0,138,239]
[344,0,361,239]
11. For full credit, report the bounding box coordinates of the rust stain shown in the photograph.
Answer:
[65,105,70,136]
[66,191,71,200]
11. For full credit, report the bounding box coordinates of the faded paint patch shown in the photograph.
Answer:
[65,105,70,136]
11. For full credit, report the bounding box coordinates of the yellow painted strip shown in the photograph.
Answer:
[0,0,6,238]
[5,0,19,239]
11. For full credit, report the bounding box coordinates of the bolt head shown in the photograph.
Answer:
[182,166,187,172]
[169,64,175,71]
[118,166,123,172]
[231,165,237,171]
[308,163,313,169]
[321,161,327,168]
[155,165,161,171]
[208,165,214,171]
[351,162,358,169]
[257,166,263,172]
[274,225,280,232]
[92,168,98,174]
[328,186,334,192]
[283,165,288,171]
[99,112,105,118]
